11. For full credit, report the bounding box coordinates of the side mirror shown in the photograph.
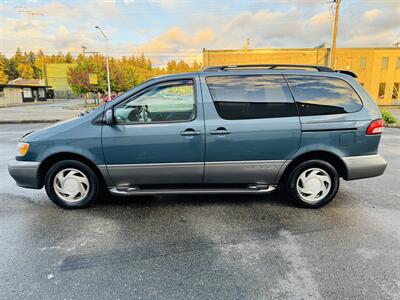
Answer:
[105,109,114,125]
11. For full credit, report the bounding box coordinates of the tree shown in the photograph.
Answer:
[17,64,35,79]
[0,53,8,84]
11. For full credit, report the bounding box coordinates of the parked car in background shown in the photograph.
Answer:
[9,64,387,209]
[103,93,117,102]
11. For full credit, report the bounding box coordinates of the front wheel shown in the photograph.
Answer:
[286,160,339,208]
[44,160,101,208]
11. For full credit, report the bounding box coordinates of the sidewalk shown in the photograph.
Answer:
[0,99,89,124]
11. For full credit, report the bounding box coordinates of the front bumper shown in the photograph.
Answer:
[8,160,41,189]
[342,154,387,180]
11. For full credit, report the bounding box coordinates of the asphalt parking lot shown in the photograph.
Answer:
[0,124,399,299]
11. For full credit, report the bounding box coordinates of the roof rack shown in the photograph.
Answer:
[202,64,334,72]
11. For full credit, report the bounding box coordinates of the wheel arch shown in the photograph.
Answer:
[277,150,348,184]
[38,152,106,188]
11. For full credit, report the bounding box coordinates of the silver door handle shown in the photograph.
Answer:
[180,129,201,136]
[210,127,231,135]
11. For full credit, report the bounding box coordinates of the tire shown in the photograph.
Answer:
[44,160,101,209]
[285,160,339,208]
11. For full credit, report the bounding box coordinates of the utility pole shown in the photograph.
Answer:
[81,45,87,57]
[329,0,341,68]
[95,26,112,102]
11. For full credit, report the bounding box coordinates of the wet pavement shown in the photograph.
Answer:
[0,124,399,299]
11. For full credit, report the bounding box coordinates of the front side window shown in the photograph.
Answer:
[286,75,363,116]
[205,75,297,120]
[114,80,195,124]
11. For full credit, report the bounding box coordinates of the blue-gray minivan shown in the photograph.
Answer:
[8,65,387,208]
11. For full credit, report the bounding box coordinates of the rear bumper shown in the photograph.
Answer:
[8,160,41,189]
[342,154,387,180]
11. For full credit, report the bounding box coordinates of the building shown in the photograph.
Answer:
[203,47,400,106]
[0,78,51,107]
[43,63,76,99]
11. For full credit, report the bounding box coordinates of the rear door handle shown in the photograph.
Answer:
[210,127,231,135]
[180,128,201,136]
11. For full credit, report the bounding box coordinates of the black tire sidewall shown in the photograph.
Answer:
[44,160,100,209]
[287,160,339,208]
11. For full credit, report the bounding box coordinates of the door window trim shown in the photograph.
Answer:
[112,78,198,125]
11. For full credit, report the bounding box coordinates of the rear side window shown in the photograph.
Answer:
[205,75,297,120]
[286,75,363,116]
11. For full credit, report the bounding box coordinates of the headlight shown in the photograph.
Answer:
[16,142,30,157]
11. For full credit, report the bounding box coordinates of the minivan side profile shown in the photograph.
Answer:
[8,64,387,209]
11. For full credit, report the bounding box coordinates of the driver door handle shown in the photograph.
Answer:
[180,128,201,136]
[210,127,231,135]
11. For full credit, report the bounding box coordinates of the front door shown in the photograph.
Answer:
[200,73,301,184]
[102,77,205,187]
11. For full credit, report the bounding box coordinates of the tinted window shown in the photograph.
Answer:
[205,75,297,120]
[286,75,363,116]
[115,80,195,124]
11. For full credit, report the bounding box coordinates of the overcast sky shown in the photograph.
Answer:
[1,0,399,65]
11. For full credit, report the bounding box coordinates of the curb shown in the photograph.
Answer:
[0,120,61,124]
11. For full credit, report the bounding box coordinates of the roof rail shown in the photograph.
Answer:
[202,64,334,72]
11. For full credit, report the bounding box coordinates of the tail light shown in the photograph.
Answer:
[366,119,384,135]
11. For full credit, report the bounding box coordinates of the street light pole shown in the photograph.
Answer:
[329,0,341,69]
[95,26,111,102]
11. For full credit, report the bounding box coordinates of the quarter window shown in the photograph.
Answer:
[205,75,297,120]
[286,75,363,116]
[114,80,195,124]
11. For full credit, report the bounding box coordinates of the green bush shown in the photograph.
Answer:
[380,109,398,124]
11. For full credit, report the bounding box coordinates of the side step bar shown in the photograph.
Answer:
[109,185,277,196]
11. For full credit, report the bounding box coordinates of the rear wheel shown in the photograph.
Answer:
[44,160,100,208]
[286,160,339,208]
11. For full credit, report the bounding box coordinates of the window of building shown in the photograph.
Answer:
[378,83,386,99]
[393,82,399,100]
[23,88,32,98]
[286,75,363,116]
[345,57,352,70]
[38,88,45,98]
[397,57,400,70]
[114,80,195,124]
[205,75,297,120]
[381,57,389,70]
[0,87,4,97]
[359,57,367,70]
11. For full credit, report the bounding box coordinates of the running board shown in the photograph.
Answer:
[109,185,277,196]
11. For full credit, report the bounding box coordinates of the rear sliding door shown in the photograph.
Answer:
[201,73,301,185]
